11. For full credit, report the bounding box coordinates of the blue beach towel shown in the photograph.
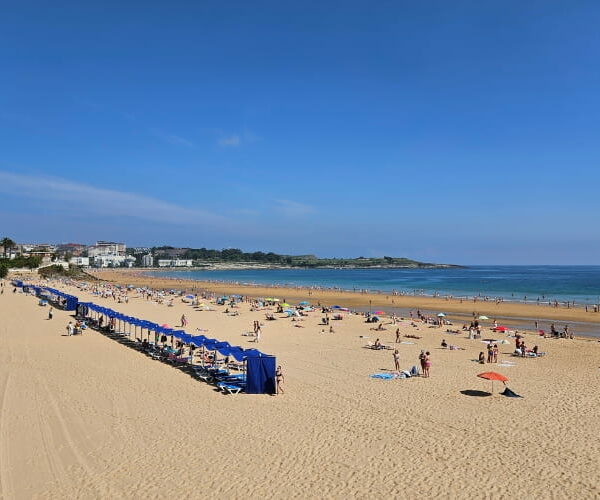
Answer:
[370,373,396,379]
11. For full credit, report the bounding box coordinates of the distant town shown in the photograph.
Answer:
[0,238,461,271]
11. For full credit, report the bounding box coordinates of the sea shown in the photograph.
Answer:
[146,265,600,306]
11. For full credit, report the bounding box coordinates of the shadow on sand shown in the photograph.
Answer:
[460,389,492,397]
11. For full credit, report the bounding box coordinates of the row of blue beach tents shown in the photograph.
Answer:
[77,302,269,363]
[16,283,276,394]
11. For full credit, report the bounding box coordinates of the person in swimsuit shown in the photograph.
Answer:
[492,344,499,363]
[393,349,400,371]
[276,366,284,394]
[419,350,426,375]
[395,328,401,343]
[424,352,431,377]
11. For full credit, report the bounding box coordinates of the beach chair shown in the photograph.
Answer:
[217,382,245,394]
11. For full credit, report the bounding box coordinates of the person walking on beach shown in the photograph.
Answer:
[180,314,187,327]
[395,328,401,343]
[423,352,431,378]
[254,326,261,343]
[48,307,53,320]
[66,321,74,336]
[276,365,284,394]
[419,350,426,375]
[492,344,499,363]
[393,349,400,372]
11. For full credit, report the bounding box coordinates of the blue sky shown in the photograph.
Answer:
[1,1,599,264]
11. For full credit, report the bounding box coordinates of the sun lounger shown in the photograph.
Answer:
[217,382,245,394]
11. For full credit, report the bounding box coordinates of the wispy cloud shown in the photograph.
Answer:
[216,129,260,148]
[149,128,194,148]
[0,171,225,225]
[274,199,316,216]
[218,135,241,147]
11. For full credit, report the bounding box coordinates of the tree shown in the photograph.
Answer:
[0,237,15,258]
[0,263,8,278]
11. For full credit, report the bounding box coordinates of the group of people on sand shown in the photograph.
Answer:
[64,320,86,336]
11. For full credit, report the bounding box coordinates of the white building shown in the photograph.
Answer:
[157,259,193,267]
[69,256,90,267]
[141,254,154,267]
[88,241,126,258]
[93,255,136,268]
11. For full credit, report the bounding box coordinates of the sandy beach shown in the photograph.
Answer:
[95,269,600,334]
[1,274,599,499]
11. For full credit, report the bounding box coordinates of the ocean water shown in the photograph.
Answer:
[146,266,600,306]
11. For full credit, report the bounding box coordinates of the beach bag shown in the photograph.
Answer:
[410,365,419,376]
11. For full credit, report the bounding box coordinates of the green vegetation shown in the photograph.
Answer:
[0,263,8,279]
[152,247,459,268]
[0,256,42,269]
[38,265,91,278]
[0,237,15,258]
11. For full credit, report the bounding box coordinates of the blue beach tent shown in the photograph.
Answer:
[245,355,276,394]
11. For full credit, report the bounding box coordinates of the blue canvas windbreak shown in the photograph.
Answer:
[246,356,276,394]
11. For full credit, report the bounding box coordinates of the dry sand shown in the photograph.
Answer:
[1,276,599,499]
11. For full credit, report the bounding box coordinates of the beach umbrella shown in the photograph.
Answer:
[185,294,194,299]
[478,315,489,320]
[299,301,310,306]
[437,313,446,317]
[495,326,509,332]
[281,303,290,308]
[373,310,385,315]
[477,371,509,393]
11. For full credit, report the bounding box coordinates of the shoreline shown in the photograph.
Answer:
[92,269,600,337]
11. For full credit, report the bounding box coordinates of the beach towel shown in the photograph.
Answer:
[370,373,396,380]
